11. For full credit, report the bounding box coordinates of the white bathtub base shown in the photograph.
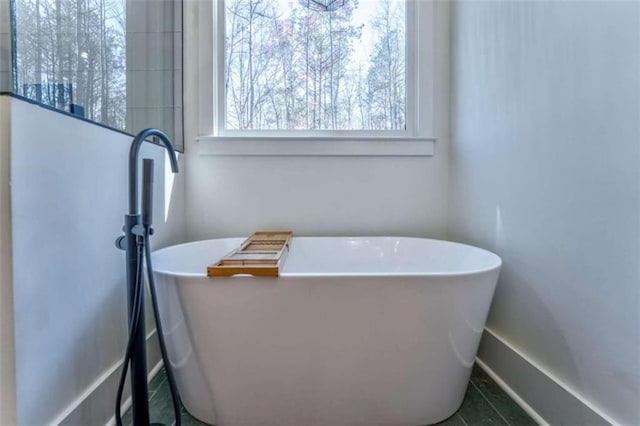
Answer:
[152,238,502,426]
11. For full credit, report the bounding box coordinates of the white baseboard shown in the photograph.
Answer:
[475,357,549,426]
[477,327,616,426]
[51,329,162,426]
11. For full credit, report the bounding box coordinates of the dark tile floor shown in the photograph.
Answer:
[124,364,536,426]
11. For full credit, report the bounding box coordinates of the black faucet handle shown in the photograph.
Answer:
[115,235,126,250]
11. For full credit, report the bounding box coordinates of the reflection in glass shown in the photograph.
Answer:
[10,0,183,149]
[15,0,127,128]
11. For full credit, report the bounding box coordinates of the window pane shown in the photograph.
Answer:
[224,0,406,131]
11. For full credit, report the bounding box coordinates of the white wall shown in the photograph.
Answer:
[449,1,639,424]
[184,154,447,239]
[182,1,450,241]
[0,96,16,425]
[7,97,186,425]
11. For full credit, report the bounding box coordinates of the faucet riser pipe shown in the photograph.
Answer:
[117,128,179,426]
[124,213,150,426]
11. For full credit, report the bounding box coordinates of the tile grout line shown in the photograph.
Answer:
[123,372,167,425]
[457,412,469,426]
[470,379,512,426]
[149,375,168,403]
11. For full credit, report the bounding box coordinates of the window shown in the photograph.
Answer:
[197,0,435,155]
[224,0,406,132]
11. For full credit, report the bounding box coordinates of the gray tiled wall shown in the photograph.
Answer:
[0,0,11,92]
[126,0,183,150]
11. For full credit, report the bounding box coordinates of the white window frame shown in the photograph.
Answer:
[195,0,435,156]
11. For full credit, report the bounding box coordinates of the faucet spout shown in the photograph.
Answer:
[128,128,179,215]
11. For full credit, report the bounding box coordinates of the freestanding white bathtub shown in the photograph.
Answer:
[151,237,501,426]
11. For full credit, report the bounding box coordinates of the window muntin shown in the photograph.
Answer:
[222,0,407,132]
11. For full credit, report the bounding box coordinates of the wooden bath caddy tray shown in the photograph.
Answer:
[207,231,293,277]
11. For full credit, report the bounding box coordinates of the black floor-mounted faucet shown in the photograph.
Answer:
[115,128,180,426]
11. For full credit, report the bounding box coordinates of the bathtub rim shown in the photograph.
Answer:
[151,236,502,279]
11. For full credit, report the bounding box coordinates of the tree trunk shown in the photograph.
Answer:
[100,0,108,122]
[35,0,42,102]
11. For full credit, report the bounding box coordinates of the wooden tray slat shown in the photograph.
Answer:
[207,231,292,277]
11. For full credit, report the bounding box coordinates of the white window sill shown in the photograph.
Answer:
[195,136,435,157]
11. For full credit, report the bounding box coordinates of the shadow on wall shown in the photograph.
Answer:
[478,205,599,424]
[36,144,183,425]
[46,283,128,424]
[488,204,582,378]
[9,99,186,425]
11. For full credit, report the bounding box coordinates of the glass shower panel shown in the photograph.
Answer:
[126,0,182,148]
[11,0,183,150]
[14,0,127,127]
